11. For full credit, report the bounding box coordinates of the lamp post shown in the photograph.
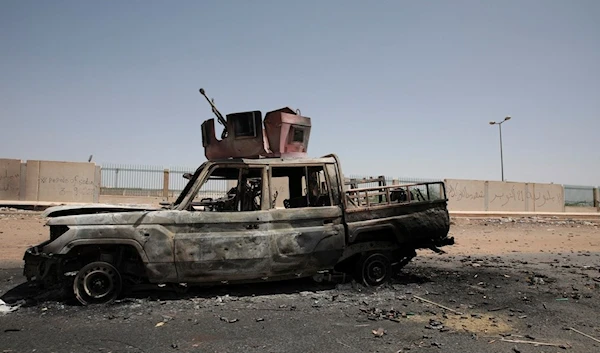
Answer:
[489,116,511,181]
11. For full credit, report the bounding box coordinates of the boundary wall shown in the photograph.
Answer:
[0,158,100,203]
[1,158,597,213]
[444,179,565,213]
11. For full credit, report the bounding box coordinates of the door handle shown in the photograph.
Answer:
[323,219,333,224]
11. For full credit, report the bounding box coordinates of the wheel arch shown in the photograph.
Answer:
[61,239,149,263]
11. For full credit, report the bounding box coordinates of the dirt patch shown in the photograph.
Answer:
[440,313,512,335]
[445,217,600,256]
[0,213,47,264]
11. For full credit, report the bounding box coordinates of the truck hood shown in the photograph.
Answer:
[41,203,161,218]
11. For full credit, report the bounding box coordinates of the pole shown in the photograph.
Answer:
[499,123,504,181]
[489,116,510,182]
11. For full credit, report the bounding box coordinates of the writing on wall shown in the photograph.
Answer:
[445,179,486,210]
[489,185,562,208]
[30,160,100,202]
[38,174,97,198]
[444,179,564,212]
[0,159,22,200]
[446,181,484,201]
[0,169,20,192]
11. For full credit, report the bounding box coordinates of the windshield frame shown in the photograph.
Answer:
[172,162,208,209]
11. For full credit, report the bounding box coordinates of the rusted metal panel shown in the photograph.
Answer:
[263,108,311,157]
[201,104,312,160]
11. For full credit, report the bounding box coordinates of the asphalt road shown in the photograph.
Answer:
[1,250,599,353]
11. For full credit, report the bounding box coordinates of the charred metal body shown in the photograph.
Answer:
[22,90,453,305]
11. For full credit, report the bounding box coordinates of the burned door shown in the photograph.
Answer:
[267,164,346,278]
[173,165,273,283]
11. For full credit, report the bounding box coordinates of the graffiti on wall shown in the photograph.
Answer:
[38,174,97,198]
[444,179,564,212]
[0,170,20,192]
[489,185,561,208]
[446,181,484,201]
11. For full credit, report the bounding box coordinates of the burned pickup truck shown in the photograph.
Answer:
[23,89,453,305]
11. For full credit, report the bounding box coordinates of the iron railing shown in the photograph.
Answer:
[564,184,596,207]
[99,163,596,208]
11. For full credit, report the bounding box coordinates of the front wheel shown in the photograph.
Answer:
[73,261,122,305]
[356,252,392,287]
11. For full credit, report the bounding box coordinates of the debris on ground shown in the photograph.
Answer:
[500,338,570,349]
[568,327,600,344]
[414,295,463,315]
[0,299,20,314]
[372,328,386,337]
[361,307,413,322]
[219,316,238,323]
[425,319,444,330]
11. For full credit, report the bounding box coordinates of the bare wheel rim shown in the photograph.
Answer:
[74,262,122,305]
[362,254,390,286]
[82,267,116,299]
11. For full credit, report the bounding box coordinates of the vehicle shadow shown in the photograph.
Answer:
[116,266,434,303]
[0,267,434,307]
[0,280,74,307]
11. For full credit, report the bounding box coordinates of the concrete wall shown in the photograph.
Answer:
[25,160,99,203]
[0,157,586,214]
[0,159,22,200]
[0,158,100,203]
[445,179,565,212]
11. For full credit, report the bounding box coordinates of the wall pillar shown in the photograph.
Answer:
[163,169,170,200]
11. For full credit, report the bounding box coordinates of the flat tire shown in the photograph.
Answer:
[73,261,122,305]
[356,252,392,287]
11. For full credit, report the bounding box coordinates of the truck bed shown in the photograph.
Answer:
[343,180,453,249]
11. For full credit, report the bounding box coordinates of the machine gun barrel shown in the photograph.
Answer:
[199,88,228,130]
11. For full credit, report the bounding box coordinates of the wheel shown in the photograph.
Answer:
[73,261,122,305]
[356,252,392,287]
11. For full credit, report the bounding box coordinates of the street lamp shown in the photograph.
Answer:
[489,116,511,181]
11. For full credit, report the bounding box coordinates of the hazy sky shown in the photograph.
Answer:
[1,0,598,186]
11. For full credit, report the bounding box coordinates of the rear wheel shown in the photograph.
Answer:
[73,261,122,305]
[356,252,392,287]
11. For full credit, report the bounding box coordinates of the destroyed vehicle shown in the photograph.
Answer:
[23,89,453,305]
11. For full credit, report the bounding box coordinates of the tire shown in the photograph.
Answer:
[356,252,392,287]
[73,261,122,305]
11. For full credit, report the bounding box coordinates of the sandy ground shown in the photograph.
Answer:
[447,217,600,256]
[0,212,599,353]
[0,213,47,265]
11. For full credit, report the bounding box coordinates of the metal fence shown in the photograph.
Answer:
[564,184,597,207]
[344,174,440,188]
[99,164,442,199]
[100,163,195,197]
[99,163,597,208]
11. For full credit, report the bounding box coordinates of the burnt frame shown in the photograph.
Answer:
[187,164,269,211]
[267,163,334,209]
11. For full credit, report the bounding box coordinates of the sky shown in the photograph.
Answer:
[1,0,598,186]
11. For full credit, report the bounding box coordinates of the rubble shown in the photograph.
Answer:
[0,299,20,314]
